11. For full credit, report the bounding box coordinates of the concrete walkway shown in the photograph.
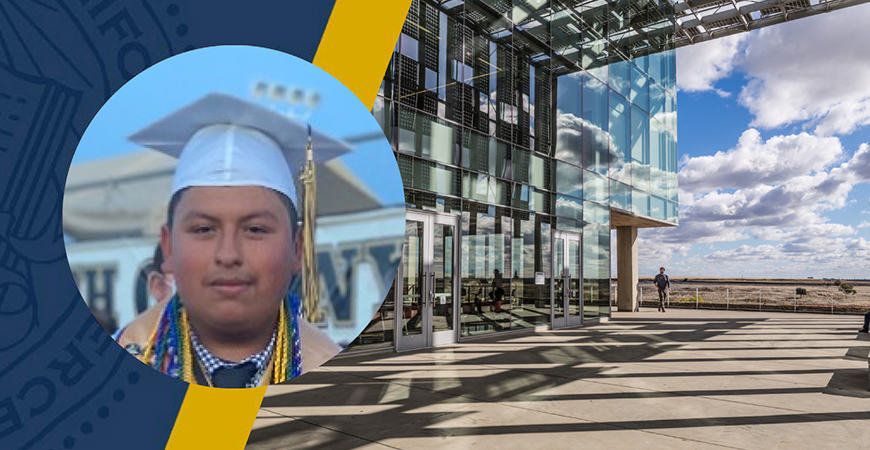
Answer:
[247,309,870,449]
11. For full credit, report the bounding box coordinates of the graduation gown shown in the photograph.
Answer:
[116,300,340,386]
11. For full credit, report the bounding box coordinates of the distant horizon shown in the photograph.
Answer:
[624,275,870,282]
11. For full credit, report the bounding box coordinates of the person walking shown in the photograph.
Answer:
[859,311,870,333]
[653,267,670,313]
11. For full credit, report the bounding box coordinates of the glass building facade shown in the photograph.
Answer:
[349,0,677,352]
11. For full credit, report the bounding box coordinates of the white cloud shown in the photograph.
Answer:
[752,223,855,242]
[680,143,867,234]
[647,235,870,278]
[858,221,870,228]
[737,8,870,135]
[674,9,870,136]
[697,238,870,274]
[634,135,870,276]
[837,143,870,181]
[679,129,844,192]
[676,34,747,93]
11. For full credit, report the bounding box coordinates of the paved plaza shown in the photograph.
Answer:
[248,309,870,449]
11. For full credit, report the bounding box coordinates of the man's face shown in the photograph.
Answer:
[160,186,301,338]
[660,268,665,274]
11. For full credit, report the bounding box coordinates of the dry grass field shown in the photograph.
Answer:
[619,277,870,314]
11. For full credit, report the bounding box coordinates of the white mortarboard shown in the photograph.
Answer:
[128,93,352,209]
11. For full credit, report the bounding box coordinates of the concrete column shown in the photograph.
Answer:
[616,226,638,312]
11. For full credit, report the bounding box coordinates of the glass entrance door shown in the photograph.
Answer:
[552,231,582,329]
[397,211,459,351]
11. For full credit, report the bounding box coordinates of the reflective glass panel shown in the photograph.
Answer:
[372,96,392,145]
[650,119,668,197]
[583,222,610,321]
[667,200,679,224]
[554,73,583,166]
[583,200,609,225]
[631,105,650,192]
[513,148,550,189]
[555,217,583,234]
[631,105,648,164]
[610,59,631,101]
[461,130,510,178]
[346,279,395,351]
[433,224,454,333]
[553,237,564,319]
[460,204,512,336]
[462,172,509,206]
[402,221,424,337]
[568,238,581,317]
[610,180,631,212]
[582,73,609,175]
[511,212,551,328]
[630,63,649,113]
[664,90,677,131]
[398,108,458,165]
[650,82,666,125]
[650,195,666,221]
[554,160,583,198]
[583,169,608,204]
[531,188,551,214]
[555,194,583,221]
[609,91,631,184]
[632,188,649,217]
[529,152,549,189]
[397,154,460,197]
[512,183,531,210]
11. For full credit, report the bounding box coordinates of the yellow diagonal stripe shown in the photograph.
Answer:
[165,385,266,448]
[314,0,413,109]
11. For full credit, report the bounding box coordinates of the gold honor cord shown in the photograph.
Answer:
[301,125,320,322]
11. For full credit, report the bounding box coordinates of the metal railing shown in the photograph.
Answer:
[610,284,869,315]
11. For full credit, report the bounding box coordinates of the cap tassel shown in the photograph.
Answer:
[301,124,320,322]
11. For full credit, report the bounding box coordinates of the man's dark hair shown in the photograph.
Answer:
[166,187,300,234]
[150,244,165,275]
[660,267,666,271]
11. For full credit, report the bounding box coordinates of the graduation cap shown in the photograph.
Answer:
[128,92,352,209]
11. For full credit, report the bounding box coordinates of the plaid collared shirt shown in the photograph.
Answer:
[190,328,276,388]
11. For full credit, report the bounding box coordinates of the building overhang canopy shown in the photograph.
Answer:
[673,0,870,47]
[426,0,679,77]
[610,208,677,229]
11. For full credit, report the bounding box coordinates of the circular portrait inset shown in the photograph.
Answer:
[63,45,405,388]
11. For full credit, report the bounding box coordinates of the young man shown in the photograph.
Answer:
[653,267,669,313]
[115,93,346,388]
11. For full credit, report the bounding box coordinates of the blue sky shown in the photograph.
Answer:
[630,5,870,279]
[73,45,403,205]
